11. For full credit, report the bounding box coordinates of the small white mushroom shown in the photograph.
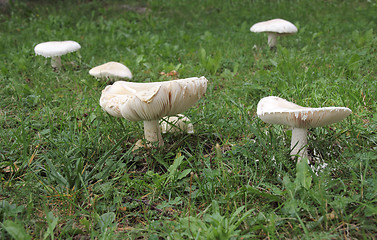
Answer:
[89,61,132,80]
[257,96,352,162]
[34,40,81,69]
[250,19,297,49]
[160,114,194,134]
[100,76,207,146]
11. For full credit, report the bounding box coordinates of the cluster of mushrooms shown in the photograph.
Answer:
[34,18,352,163]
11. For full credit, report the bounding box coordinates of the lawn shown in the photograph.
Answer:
[1,0,377,239]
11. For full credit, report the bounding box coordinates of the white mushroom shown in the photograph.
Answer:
[100,76,207,146]
[160,114,194,134]
[250,19,297,49]
[34,40,81,68]
[257,96,352,162]
[89,62,132,80]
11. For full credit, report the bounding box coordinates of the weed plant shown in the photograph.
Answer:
[1,0,377,239]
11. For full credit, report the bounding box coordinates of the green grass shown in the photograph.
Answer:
[1,0,377,239]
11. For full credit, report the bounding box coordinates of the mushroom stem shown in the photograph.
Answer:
[143,120,163,147]
[51,56,62,69]
[267,33,278,49]
[290,128,308,162]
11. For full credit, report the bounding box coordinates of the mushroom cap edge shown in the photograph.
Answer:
[100,76,208,122]
[89,61,133,79]
[250,18,298,34]
[257,96,352,128]
[34,40,81,57]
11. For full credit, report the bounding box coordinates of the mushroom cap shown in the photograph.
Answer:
[160,114,194,134]
[34,40,81,57]
[100,76,208,121]
[250,19,298,35]
[257,96,352,128]
[89,61,132,79]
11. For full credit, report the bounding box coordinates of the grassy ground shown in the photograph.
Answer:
[1,0,377,239]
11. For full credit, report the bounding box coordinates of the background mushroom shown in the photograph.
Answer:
[100,76,207,146]
[250,19,297,49]
[257,96,352,162]
[160,114,194,134]
[89,61,132,80]
[34,40,81,69]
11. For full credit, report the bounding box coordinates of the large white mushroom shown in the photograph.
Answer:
[250,19,297,49]
[257,96,352,162]
[100,76,208,146]
[89,62,132,80]
[34,40,81,69]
